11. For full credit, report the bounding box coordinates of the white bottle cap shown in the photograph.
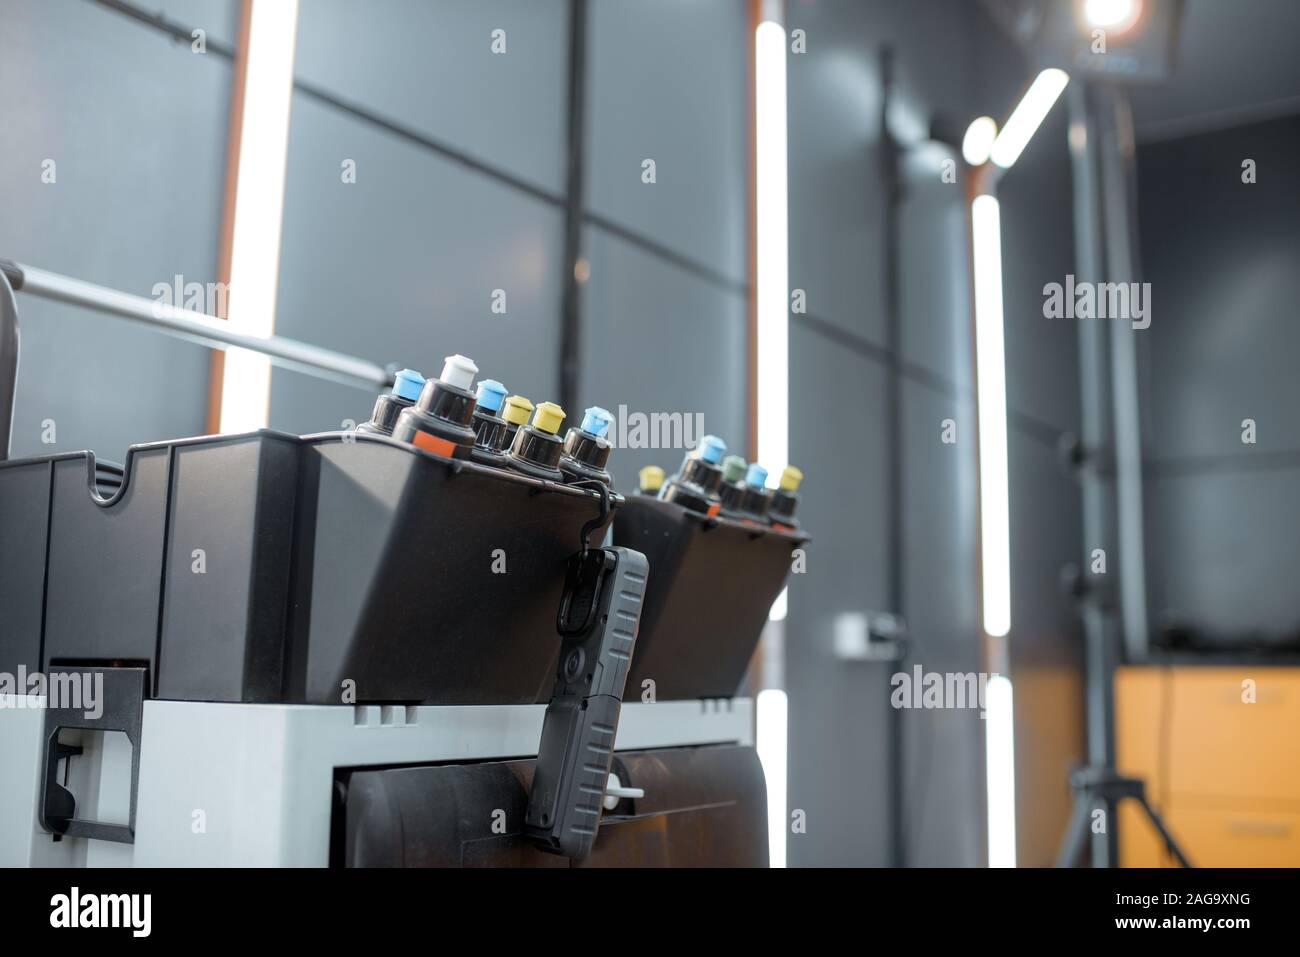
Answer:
[439,353,478,391]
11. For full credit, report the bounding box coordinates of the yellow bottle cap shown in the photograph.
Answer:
[501,395,533,426]
[779,465,804,492]
[532,401,565,435]
[638,465,665,492]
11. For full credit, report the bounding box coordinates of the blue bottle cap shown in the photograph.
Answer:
[475,378,508,414]
[391,369,425,401]
[697,435,727,465]
[580,406,613,438]
[745,463,769,488]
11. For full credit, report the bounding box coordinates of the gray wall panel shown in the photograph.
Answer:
[1139,116,1300,461]
[576,224,746,493]
[149,0,239,46]
[899,164,976,393]
[291,0,569,196]
[900,383,980,663]
[584,0,747,285]
[787,0,982,351]
[1149,467,1300,640]
[270,92,565,437]
[899,379,983,866]
[1138,115,1300,644]
[0,0,235,464]
[786,320,891,867]
[786,20,885,350]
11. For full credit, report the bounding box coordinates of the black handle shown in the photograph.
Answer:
[526,546,648,859]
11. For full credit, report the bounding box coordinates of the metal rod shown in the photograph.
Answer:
[1066,82,1120,868]
[3,260,391,392]
[879,45,908,870]
[1098,90,1151,660]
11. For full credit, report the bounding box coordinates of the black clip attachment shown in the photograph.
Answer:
[39,666,146,845]
[571,478,612,556]
[526,545,649,860]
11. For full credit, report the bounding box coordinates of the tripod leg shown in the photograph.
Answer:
[1137,795,1193,868]
[1055,795,1094,868]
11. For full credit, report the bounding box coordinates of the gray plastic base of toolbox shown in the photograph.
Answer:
[0,695,752,867]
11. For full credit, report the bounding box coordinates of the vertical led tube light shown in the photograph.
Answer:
[972,193,1011,639]
[756,17,789,626]
[985,674,1017,866]
[756,687,789,868]
[754,12,790,866]
[755,18,789,482]
[219,0,300,433]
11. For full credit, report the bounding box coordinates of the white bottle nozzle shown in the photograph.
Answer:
[439,353,478,391]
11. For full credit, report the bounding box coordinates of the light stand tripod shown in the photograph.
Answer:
[1052,81,1191,868]
[1054,561,1190,867]
[1056,766,1191,868]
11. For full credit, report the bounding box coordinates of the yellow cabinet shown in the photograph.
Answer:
[1115,665,1300,867]
[1166,807,1300,867]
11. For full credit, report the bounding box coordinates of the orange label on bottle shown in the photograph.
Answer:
[706,503,721,517]
[412,431,457,459]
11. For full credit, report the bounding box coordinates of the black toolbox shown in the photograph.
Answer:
[613,495,810,700]
[0,430,616,705]
[1,260,809,709]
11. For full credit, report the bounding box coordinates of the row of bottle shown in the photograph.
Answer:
[357,354,616,488]
[636,436,804,531]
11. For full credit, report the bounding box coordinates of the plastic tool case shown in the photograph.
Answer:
[613,495,810,700]
[0,430,616,706]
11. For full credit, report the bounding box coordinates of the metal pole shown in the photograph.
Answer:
[879,45,907,870]
[1066,82,1121,867]
[1097,90,1151,661]
[0,259,391,393]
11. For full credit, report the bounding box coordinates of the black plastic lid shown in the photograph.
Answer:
[391,404,477,457]
[718,480,746,514]
[659,480,716,515]
[506,426,565,480]
[679,455,724,495]
[473,410,512,454]
[739,485,772,520]
[769,488,799,526]
[417,378,477,428]
[560,428,612,487]
[366,392,414,436]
